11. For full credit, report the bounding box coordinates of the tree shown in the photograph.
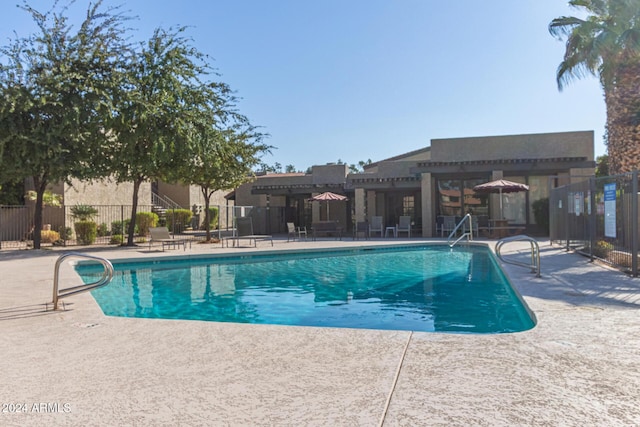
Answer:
[596,154,610,177]
[550,0,640,174]
[349,159,373,173]
[108,27,213,246]
[0,1,129,248]
[184,123,269,241]
[257,162,282,173]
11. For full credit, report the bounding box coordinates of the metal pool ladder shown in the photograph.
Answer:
[52,252,114,310]
[448,213,474,248]
[495,235,541,277]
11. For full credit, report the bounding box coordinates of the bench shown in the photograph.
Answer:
[311,221,343,240]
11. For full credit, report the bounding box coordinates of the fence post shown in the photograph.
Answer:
[589,177,596,262]
[120,205,124,240]
[565,188,570,252]
[632,171,638,277]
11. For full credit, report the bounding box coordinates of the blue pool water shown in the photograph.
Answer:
[78,245,535,333]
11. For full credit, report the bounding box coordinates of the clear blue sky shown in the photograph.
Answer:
[0,1,606,170]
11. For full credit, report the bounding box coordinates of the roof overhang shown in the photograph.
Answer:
[250,183,347,196]
[410,157,595,174]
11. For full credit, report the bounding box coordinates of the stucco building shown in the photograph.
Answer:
[233,130,595,237]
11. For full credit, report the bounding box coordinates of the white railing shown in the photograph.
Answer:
[495,235,541,277]
[52,252,114,310]
[448,214,474,248]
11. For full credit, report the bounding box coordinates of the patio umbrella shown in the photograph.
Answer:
[308,192,348,219]
[473,179,529,219]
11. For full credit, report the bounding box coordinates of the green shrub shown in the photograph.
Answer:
[592,240,614,258]
[57,226,73,240]
[111,219,137,236]
[200,207,219,230]
[74,221,98,245]
[70,204,98,221]
[136,211,159,236]
[40,230,60,244]
[111,220,123,235]
[165,209,192,233]
[532,197,549,234]
[110,234,124,245]
[97,223,110,237]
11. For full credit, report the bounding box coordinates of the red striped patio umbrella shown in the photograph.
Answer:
[308,192,348,218]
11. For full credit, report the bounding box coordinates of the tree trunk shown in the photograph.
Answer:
[605,61,640,175]
[32,176,48,250]
[201,186,212,241]
[126,178,142,246]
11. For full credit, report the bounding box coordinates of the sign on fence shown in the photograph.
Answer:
[604,183,616,238]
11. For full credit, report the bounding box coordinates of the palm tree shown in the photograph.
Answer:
[550,0,640,174]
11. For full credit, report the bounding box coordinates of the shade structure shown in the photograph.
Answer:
[473,179,529,219]
[308,192,348,219]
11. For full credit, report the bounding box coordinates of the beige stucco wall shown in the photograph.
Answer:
[431,131,594,162]
[354,188,366,222]
[64,178,150,206]
[374,161,418,178]
[420,173,432,237]
[311,164,348,184]
[156,182,230,209]
[157,182,190,207]
[234,180,267,207]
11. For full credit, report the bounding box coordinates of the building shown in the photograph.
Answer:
[233,131,595,236]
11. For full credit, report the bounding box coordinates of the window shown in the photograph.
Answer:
[402,195,414,217]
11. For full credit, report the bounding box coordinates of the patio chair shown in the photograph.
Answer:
[370,216,383,238]
[396,216,411,238]
[287,222,307,241]
[149,227,189,251]
[441,216,456,237]
[353,221,370,240]
[435,215,444,236]
[476,215,490,237]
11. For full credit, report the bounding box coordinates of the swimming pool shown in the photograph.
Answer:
[78,244,535,333]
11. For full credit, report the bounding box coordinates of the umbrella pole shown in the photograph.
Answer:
[499,188,503,219]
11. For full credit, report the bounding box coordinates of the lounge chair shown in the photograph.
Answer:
[396,216,411,238]
[369,216,383,238]
[149,227,190,251]
[287,222,307,241]
[223,217,273,247]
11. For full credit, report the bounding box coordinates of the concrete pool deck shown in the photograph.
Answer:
[1,238,639,426]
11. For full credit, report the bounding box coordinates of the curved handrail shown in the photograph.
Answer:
[448,213,473,247]
[495,235,541,277]
[52,252,114,310]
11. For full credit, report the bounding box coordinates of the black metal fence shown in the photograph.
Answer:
[0,203,289,249]
[550,171,639,276]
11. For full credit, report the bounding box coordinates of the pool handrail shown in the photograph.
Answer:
[448,213,473,248]
[52,252,114,310]
[495,235,541,277]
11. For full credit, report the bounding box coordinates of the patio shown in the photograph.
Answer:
[1,238,639,426]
